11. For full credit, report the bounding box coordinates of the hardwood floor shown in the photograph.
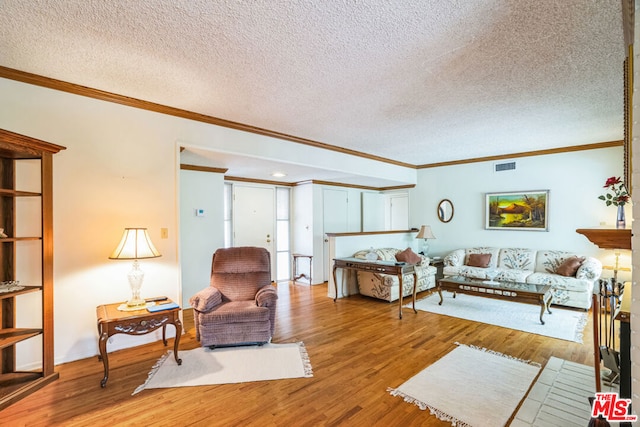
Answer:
[0,283,595,426]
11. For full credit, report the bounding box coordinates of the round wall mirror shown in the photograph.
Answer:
[437,199,454,223]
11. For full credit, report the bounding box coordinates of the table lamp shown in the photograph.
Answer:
[603,249,631,286]
[109,228,161,308]
[415,225,436,255]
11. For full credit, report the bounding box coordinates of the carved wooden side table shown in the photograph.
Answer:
[96,299,182,387]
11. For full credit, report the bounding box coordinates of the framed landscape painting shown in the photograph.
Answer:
[485,190,549,231]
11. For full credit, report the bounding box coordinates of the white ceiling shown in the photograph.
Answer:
[0,0,626,185]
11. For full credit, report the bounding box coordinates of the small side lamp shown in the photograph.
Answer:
[109,228,161,308]
[415,225,436,255]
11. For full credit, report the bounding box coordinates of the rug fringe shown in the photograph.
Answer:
[132,350,172,395]
[574,312,588,343]
[387,387,472,427]
[454,342,541,368]
[297,342,314,377]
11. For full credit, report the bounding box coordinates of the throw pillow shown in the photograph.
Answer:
[556,256,585,277]
[467,253,492,268]
[189,286,222,312]
[395,247,421,264]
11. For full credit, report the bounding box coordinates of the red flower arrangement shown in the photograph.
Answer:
[599,176,629,206]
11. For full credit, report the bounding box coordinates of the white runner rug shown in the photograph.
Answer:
[411,292,587,342]
[389,343,541,427]
[133,342,313,395]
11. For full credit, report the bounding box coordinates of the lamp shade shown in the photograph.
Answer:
[415,225,436,240]
[109,228,161,260]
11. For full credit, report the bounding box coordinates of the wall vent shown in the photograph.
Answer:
[494,161,516,172]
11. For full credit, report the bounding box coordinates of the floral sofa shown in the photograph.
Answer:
[443,247,602,309]
[353,248,437,302]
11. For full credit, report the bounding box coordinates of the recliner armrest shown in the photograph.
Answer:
[189,286,222,313]
[256,285,278,307]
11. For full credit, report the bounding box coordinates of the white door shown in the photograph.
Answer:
[389,194,409,230]
[322,189,349,281]
[362,192,385,231]
[233,185,275,276]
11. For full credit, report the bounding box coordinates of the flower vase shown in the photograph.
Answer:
[617,205,626,229]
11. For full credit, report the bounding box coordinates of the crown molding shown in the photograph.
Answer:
[0,66,414,169]
[0,66,621,173]
[417,140,623,169]
[180,164,228,173]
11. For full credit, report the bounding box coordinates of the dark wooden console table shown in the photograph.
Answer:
[332,257,418,319]
[96,300,182,387]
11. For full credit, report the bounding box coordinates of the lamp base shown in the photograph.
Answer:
[118,302,154,312]
[126,259,146,308]
[422,241,430,256]
[126,297,147,308]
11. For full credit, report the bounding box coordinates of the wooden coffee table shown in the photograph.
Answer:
[437,276,553,324]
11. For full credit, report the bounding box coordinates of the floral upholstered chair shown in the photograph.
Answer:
[189,246,278,348]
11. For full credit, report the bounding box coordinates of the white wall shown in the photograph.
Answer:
[410,147,629,281]
[0,75,418,365]
[179,169,225,307]
[1,79,186,365]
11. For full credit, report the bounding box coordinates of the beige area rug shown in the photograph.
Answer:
[411,293,587,342]
[388,343,541,427]
[133,342,313,395]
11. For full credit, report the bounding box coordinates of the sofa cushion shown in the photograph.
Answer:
[497,248,536,271]
[200,301,270,323]
[467,253,491,267]
[525,272,591,291]
[396,247,421,264]
[354,248,398,262]
[534,250,579,275]
[576,257,603,281]
[496,268,531,283]
[444,249,465,267]
[465,247,500,268]
[442,265,493,281]
[556,256,585,277]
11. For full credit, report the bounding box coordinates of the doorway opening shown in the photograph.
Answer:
[224,182,291,281]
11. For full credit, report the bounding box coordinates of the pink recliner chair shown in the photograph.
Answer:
[190,247,278,348]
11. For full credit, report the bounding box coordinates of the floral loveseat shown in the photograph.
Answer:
[353,248,437,302]
[443,247,602,309]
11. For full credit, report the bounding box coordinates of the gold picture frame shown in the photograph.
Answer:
[485,190,549,231]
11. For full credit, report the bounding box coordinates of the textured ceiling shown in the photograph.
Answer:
[0,0,626,180]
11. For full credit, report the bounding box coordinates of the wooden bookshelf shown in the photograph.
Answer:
[0,129,65,410]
